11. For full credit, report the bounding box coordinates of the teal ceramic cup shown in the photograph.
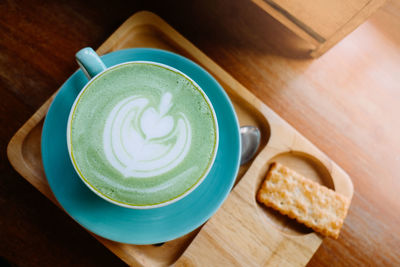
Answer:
[67,47,219,209]
[42,47,240,243]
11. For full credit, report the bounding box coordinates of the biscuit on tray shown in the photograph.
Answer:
[257,162,350,239]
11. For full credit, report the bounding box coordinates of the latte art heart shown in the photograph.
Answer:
[103,92,192,178]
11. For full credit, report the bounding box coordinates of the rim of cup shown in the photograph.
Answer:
[66,61,219,209]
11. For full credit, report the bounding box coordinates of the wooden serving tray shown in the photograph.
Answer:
[7,11,353,266]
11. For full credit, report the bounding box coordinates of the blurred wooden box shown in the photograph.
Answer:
[252,0,386,57]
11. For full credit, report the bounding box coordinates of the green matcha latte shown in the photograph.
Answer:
[68,62,218,207]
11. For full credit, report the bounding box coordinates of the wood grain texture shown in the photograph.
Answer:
[1,0,400,266]
[257,0,371,40]
[252,0,386,57]
[7,11,353,266]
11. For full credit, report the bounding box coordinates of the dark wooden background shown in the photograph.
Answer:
[1,0,400,266]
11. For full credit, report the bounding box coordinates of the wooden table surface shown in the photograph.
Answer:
[1,0,399,266]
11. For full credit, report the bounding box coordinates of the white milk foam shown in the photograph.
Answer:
[103,92,192,178]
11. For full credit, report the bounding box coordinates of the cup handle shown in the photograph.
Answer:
[75,47,107,80]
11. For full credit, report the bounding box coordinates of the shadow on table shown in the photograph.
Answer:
[144,0,315,60]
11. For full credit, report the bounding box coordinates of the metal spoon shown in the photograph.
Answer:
[240,125,261,165]
[153,126,261,247]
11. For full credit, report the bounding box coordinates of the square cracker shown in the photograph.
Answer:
[257,162,350,239]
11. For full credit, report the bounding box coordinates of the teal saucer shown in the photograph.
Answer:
[41,48,240,244]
